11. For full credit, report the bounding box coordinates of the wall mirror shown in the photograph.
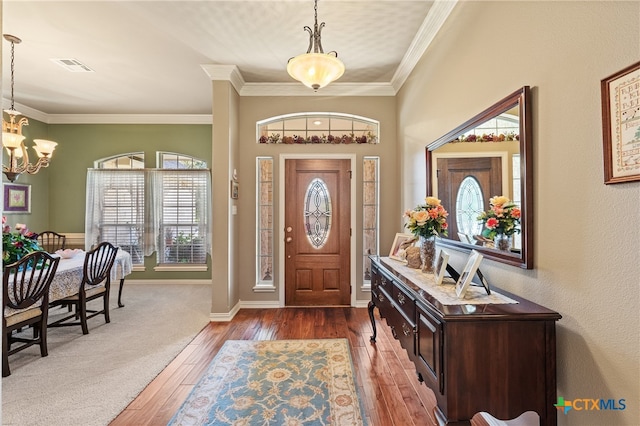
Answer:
[426,86,532,269]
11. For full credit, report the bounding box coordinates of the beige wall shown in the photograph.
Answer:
[211,81,240,314]
[397,1,639,425]
[235,96,398,305]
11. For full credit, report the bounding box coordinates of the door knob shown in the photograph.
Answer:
[286,237,293,243]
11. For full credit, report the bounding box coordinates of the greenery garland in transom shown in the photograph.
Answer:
[257,112,379,145]
[259,132,377,144]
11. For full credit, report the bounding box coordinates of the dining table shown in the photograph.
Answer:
[49,248,133,308]
[4,248,133,319]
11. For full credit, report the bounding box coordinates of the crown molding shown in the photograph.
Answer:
[2,99,212,124]
[391,0,458,92]
[200,64,246,94]
[239,82,396,97]
[48,114,212,125]
[2,100,51,123]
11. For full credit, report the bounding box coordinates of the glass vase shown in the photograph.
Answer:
[494,233,511,251]
[419,235,436,274]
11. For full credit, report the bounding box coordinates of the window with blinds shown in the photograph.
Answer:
[158,170,208,264]
[97,170,145,264]
[88,152,210,267]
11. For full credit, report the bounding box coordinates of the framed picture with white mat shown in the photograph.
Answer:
[455,250,483,299]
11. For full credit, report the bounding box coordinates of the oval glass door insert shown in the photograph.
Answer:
[456,176,484,237]
[304,178,332,249]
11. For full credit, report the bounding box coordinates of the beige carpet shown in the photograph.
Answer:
[1,283,211,426]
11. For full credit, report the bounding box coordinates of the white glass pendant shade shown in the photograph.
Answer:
[287,53,345,91]
[33,139,58,156]
[2,131,26,148]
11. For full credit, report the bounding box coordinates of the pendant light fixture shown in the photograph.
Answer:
[286,0,345,91]
[2,34,58,182]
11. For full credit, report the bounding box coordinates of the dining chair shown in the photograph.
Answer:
[3,251,60,377]
[37,231,67,253]
[48,242,118,335]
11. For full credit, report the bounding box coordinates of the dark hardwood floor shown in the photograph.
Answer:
[109,307,438,426]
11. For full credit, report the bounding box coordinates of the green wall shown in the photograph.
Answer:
[43,122,212,279]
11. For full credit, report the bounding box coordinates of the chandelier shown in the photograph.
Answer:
[286,0,345,91]
[2,34,57,182]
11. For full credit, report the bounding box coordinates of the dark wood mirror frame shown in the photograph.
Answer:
[426,86,533,269]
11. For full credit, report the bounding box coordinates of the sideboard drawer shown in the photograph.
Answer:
[392,283,415,323]
[372,285,393,319]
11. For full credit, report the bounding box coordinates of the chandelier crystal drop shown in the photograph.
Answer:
[286,0,345,91]
[2,34,58,182]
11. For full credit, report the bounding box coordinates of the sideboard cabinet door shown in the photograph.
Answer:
[416,302,443,394]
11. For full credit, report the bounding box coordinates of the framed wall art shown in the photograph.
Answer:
[601,60,640,184]
[3,183,31,214]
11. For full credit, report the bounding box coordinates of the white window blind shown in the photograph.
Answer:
[85,170,145,264]
[86,167,211,266]
[152,169,210,264]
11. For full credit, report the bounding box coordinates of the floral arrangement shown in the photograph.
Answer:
[403,197,449,238]
[258,132,378,144]
[477,196,521,239]
[2,217,42,265]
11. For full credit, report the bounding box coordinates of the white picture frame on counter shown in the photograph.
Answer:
[434,250,449,285]
[455,250,483,298]
[389,233,415,261]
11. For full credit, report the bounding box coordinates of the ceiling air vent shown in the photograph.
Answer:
[51,58,94,72]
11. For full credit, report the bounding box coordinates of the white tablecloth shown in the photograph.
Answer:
[48,249,132,301]
[4,249,133,316]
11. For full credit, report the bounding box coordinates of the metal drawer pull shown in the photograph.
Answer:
[397,293,406,305]
[380,277,387,286]
[377,293,385,302]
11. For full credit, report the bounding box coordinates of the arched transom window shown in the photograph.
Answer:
[257,112,379,144]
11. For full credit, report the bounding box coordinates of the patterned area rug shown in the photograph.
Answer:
[169,339,366,426]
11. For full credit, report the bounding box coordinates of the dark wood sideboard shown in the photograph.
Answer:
[368,256,561,426]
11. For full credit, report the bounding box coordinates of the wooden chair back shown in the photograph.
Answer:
[3,251,60,376]
[48,242,118,335]
[37,231,66,253]
[82,242,118,290]
[3,251,60,311]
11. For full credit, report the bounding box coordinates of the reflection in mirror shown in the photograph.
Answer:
[426,86,532,269]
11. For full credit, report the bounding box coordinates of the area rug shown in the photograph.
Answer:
[169,339,367,426]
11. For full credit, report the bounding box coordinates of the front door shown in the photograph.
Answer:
[284,159,351,306]
[437,156,503,240]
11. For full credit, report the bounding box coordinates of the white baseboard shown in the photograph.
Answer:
[209,301,241,322]
[125,279,212,286]
[239,300,282,309]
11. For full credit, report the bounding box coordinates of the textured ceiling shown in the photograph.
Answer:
[1,1,453,118]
